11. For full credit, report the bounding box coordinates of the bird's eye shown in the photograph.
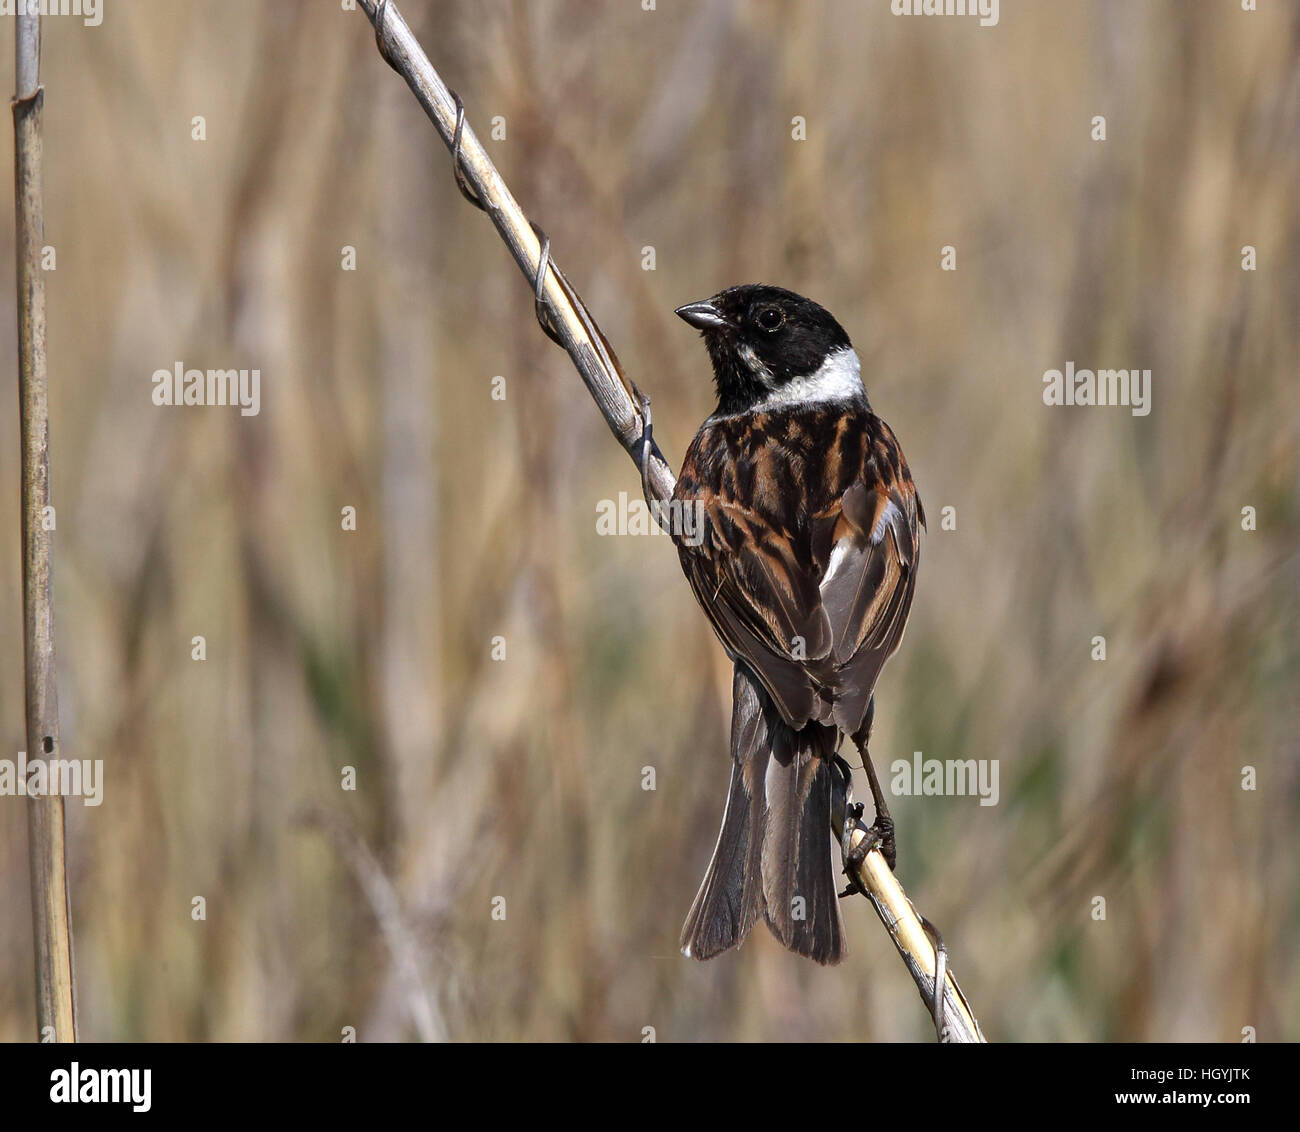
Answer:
[756,307,785,332]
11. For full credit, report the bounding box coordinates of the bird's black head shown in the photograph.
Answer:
[675,284,857,417]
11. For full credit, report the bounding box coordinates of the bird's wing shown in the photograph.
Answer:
[678,495,834,728]
[676,410,922,734]
[814,445,923,734]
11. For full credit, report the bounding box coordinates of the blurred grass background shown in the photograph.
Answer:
[0,0,1297,1041]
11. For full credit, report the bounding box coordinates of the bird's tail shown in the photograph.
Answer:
[680,665,845,965]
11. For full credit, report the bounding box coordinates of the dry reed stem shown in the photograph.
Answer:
[357,0,983,1042]
[15,9,76,1043]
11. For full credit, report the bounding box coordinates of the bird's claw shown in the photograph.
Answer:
[837,799,872,899]
[873,812,897,873]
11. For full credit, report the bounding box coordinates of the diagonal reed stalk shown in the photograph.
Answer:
[356,0,983,1042]
[15,10,76,1042]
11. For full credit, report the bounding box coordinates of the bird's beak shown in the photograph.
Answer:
[674,300,729,331]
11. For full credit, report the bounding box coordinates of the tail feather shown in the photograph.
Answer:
[679,758,754,959]
[680,667,767,959]
[681,664,844,965]
[760,719,843,964]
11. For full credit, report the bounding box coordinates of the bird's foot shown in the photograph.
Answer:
[838,795,869,899]
[838,813,898,898]
[871,812,897,873]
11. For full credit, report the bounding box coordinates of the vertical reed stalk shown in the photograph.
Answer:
[15,9,76,1043]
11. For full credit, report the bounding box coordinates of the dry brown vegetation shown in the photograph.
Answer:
[0,0,1296,1041]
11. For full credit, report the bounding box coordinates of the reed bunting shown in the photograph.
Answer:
[671,284,923,965]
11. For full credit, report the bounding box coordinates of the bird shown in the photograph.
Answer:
[669,284,924,965]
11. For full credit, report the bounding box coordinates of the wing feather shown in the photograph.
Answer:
[674,406,921,734]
